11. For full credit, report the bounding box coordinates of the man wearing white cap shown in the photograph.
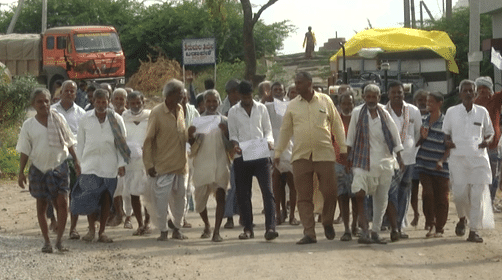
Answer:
[474,76,502,212]
[443,79,495,243]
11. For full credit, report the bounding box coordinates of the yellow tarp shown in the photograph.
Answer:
[330,28,459,73]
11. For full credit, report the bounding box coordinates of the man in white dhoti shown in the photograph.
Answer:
[143,79,191,241]
[190,89,233,242]
[443,79,495,243]
[122,91,151,235]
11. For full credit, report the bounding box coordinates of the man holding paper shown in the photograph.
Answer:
[274,71,347,245]
[190,89,233,242]
[228,80,278,241]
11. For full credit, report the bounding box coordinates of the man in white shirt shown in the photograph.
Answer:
[384,81,422,241]
[443,79,495,243]
[228,80,278,241]
[346,84,404,244]
[122,91,151,236]
[17,88,79,253]
[265,82,299,225]
[71,89,129,244]
[50,80,86,240]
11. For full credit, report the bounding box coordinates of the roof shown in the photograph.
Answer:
[330,28,459,73]
[44,26,117,35]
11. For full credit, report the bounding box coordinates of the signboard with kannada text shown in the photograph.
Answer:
[182,38,216,65]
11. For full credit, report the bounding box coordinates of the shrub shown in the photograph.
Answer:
[0,74,40,128]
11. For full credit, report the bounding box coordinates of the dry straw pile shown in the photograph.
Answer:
[126,55,182,96]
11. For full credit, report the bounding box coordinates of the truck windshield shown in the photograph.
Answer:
[73,32,121,53]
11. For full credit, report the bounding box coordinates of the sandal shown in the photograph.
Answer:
[238,231,254,240]
[212,233,223,242]
[69,230,80,240]
[82,231,95,242]
[55,243,69,252]
[132,227,144,236]
[289,218,300,226]
[340,232,352,241]
[201,229,212,239]
[41,243,53,253]
[97,234,113,243]
[124,219,133,229]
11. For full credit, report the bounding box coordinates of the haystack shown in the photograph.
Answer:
[126,55,182,95]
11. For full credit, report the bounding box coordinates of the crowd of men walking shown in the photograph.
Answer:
[16,71,501,253]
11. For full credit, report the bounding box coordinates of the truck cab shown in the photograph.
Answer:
[42,26,126,92]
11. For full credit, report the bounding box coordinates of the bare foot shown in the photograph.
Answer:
[49,219,58,233]
[410,213,419,227]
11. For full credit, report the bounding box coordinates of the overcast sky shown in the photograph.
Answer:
[1,0,461,54]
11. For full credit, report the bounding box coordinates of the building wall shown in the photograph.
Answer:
[480,2,502,91]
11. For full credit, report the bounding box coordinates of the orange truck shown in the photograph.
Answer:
[0,25,125,92]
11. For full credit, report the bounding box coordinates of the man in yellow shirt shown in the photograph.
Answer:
[274,71,347,244]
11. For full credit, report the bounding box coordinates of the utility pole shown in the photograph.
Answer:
[6,0,25,34]
[410,0,416,28]
[445,0,452,19]
[404,0,411,28]
[468,0,481,79]
[42,0,47,33]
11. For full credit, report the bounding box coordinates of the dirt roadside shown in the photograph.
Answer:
[1,179,502,280]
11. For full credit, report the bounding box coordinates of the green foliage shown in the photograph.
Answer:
[266,61,291,87]
[192,59,246,99]
[0,75,40,128]
[0,119,23,178]
[0,0,143,33]
[0,146,20,177]
[423,7,493,85]
[0,0,293,78]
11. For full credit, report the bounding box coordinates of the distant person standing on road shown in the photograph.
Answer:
[303,26,316,59]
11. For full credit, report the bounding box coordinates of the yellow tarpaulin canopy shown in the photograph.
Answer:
[330,28,459,73]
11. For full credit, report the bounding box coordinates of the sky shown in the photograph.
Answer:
[256,0,462,54]
[1,0,461,55]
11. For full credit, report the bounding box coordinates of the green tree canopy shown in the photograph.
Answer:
[0,0,293,78]
[424,7,493,85]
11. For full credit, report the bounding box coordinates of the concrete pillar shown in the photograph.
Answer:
[493,12,502,92]
[468,0,481,80]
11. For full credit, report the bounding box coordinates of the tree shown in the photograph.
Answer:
[240,0,279,82]
[424,7,493,85]
[0,0,292,78]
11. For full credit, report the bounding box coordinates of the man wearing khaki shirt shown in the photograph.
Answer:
[143,79,194,241]
[274,72,347,244]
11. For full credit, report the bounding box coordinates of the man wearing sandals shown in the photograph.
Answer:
[122,91,151,236]
[50,80,86,240]
[443,79,495,243]
[274,72,347,245]
[143,79,191,241]
[71,89,130,243]
[228,80,279,241]
[346,84,404,245]
[17,88,80,253]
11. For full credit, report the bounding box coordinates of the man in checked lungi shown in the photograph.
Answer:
[17,88,80,253]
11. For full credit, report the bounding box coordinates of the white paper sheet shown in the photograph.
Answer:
[239,138,270,161]
[274,99,289,116]
[192,115,220,134]
[492,47,502,71]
